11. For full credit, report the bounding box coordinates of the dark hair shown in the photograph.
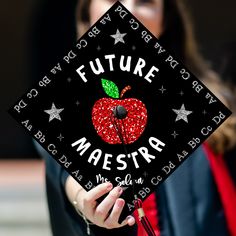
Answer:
[77,0,208,77]
[159,0,210,77]
[76,0,236,154]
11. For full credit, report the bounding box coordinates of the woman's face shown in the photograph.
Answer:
[89,0,164,37]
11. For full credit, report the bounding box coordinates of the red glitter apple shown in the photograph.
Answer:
[92,79,147,144]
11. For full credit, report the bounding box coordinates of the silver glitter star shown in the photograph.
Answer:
[44,103,64,122]
[172,104,192,123]
[76,101,80,106]
[171,131,179,138]
[159,86,166,94]
[202,110,207,115]
[57,134,64,141]
[179,91,184,96]
[110,29,127,44]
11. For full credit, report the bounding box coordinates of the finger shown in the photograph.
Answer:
[126,215,136,226]
[104,198,126,228]
[81,183,113,222]
[94,186,123,222]
[84,182,113,204]
[120,215,136,227]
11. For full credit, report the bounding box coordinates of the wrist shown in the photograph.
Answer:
[65,176,84,209]
[71,182,94,235]
[72,186,84,211]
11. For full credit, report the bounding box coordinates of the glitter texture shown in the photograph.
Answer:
[92,98,147,144]
[101,79,119,98]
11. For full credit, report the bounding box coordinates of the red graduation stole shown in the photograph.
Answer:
[203,143,236,236]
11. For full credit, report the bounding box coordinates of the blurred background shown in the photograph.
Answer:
[0,0,236,235]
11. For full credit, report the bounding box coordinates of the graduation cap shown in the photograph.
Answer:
[8,1,231,235]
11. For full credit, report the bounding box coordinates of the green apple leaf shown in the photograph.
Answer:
[101,79,119,98]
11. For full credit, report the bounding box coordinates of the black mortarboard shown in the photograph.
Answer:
[8,1,231,225]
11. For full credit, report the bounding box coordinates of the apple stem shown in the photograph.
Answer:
[120,85,131,98]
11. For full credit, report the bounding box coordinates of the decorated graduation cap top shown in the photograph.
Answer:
[8,1,231,221]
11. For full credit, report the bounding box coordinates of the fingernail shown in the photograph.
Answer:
[117,186,123,194]
[106,182,113,190]
[126,215,135,225]
[117,199,124,208]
